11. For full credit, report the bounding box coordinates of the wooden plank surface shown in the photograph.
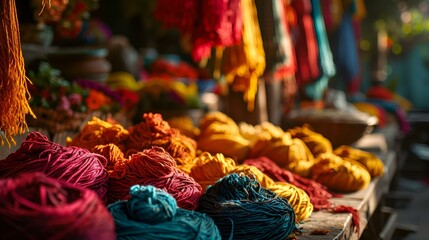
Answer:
[297,150,396,240]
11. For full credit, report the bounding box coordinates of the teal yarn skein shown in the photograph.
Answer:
[198,173,297,240]
[108,185,221,240]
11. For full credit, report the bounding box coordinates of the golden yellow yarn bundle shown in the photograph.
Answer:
[197,112,251,162]
[310,152,371,192]
[248,122,314,177]
[167,115,200,139]
[334,145,384,177]
[288,124,333,157]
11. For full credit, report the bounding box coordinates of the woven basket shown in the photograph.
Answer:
[27,107,100,134]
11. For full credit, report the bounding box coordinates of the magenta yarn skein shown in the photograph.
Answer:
[0,172,116,240]
[0,132,109,202]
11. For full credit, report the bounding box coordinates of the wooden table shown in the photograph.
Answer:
[297,149,397,240]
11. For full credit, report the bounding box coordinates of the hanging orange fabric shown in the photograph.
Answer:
[0,0,36,146]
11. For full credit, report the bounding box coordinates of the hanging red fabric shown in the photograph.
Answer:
[289,0,320,86]
[154,0,198,34]
[192,0,243,62]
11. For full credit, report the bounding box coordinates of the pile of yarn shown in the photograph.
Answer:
[198,173,297,240]
[230,164,314,221]
[186,151,313,221]
[0,132,109,201]
[108,184,221,240]
[108,146,202,210]
[67,113,197,166]
[0,172,115,240]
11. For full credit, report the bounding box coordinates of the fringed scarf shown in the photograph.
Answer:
[0,0,36,146]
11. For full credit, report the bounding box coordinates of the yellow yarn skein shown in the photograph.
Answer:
[311,152,371,192]
[167,116,200,139]
[288,124,333,157]
[249,132,314,177]
[268,182,314,221]
[188,152,237,190]
[334,145,384,178]
[66,117,129,152]
[199,111,240,137]
[198,111,251,162]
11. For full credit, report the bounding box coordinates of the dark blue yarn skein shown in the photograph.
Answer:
[198,173,297,240]
[108,184,221,240]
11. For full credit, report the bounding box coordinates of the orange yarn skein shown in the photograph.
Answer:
[66,117,129,152]
[125,113,197,165]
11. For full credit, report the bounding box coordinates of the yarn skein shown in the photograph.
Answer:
[198,173,297,240]
[126,113,197,165]
[66,116,129,152]
[108,146,202,210]
[0,132,109,202]
[0,172,116,240]
[311,152,371,192]
[108,184,221,240]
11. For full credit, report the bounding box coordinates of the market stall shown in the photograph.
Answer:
[0,0,416,239]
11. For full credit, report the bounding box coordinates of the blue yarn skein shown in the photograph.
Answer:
[108,185,221,240]
[198,173,297,240]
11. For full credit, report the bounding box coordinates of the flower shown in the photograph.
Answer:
[85,89,111,111]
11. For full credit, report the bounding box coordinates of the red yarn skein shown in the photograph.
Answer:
[108,146,202,210]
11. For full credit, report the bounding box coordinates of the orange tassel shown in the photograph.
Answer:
[0,0,36,146]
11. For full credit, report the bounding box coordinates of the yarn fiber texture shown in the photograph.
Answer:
[334,145,384,178]
[244,156,333,210]
[198,173,297,240]
[0,132,109,202]
[311,152,371,192]
[108,184,221,240]
[0,172,116,240]
[188,152,313,221]
[108,146,202,210]
[126,113,197,165]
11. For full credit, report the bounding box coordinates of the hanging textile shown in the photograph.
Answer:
[154,0,198,34]
[0,0,36,145]
[256,0,296,81]
[320,0,343,32]
[289,0,320,87]
[255,0,297,114]
[331,12,359,84]
[304,0,336,100]
[222,0,265,111]
[154,0,242,63]
[191,0,243,62]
